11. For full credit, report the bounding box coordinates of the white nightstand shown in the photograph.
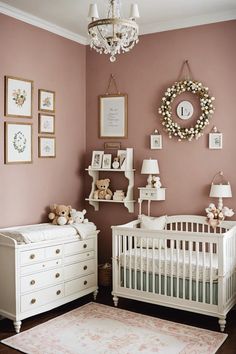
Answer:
[138,187,166,216]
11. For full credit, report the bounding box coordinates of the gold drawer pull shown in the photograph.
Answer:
[30,280,36,285]
[55,273,60,278]
[56,249,61,254]
[84,280,87,285]
[30,254,35,259]
[83,244,87,249]
[83,265,88,271]
[31,298,36,304]
[56,290,61,295]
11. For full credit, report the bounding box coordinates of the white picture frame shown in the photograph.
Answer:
[5,122,32,164]
[38,89,55,113]
[117,149,127,170]
[38,137,56,158]
[91,151,104,169]
[209,133,223,149]
[39,114,55,134]
[150,134,162,149]
[5,76,33,118]
[102,154,112,169]
[99,94,127,138]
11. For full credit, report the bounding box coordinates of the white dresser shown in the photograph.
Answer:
[0,225,99,333]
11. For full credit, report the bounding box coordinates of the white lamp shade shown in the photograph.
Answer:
[129,4,140,18]
[210,183,232,198]
[141,159,159,174]
[88,4,99,19]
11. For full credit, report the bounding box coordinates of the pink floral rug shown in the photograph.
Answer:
[2,302,227,354]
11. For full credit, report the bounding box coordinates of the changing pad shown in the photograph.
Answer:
[0,222,97,244]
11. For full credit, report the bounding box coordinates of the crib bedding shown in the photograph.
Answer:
[119,248,218,281]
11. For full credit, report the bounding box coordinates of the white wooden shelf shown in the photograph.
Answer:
[86,149,135,213]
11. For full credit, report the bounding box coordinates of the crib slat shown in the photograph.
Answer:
[176,240,180,299]
[118,235,121,287]
[189,241,193,301]
[158,240,161,294]
[152,238,155,293]
[183,241,186,300]
[203,242,206,304]
[140,237,143,291]
[129,236,132,290]
[170,239,174,297]
[134,236,137,291]
[209,242,213,305]
[164,239,167,296]
[124,235,127,289]
[146,237,149,292]
[196,241,199,303]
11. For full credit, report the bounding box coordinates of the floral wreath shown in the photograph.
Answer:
[158,80,215,141]
[13,131,27,153]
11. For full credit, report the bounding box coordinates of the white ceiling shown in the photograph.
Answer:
[0,0,236,44]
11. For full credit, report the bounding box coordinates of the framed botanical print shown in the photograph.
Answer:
[99,94,127,138]
[102,154,112,169]
[150,134,162,149]
[5,76,33,118]
[4,122,32,164]
[209,132,223,149]
[38,137,56,158]
[38,89,55,113]
[38,113,55,134]
[91,151,104,169]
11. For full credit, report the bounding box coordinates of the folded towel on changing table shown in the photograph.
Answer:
[0,222,97,244]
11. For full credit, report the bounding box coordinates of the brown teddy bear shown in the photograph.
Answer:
[93,178,113,200]
[48,204,73,225]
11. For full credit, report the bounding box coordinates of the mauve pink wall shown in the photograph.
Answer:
[86,20,236,263]
[0,14,86,227]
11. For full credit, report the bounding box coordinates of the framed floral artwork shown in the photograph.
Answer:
[4,76,33,118]
[4,122,33,164]
[38,89,55,113]
[102,154,112,169]
[150,134,162,149]
[38,113,55,134]
[209,132,223,149]
[91,151,104,169]
[38,137,56,158]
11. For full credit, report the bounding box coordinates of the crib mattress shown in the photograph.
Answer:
[119,248,218,281]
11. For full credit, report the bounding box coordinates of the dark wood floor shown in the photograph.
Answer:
[0,287,235,353]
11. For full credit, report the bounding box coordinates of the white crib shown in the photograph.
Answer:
[112,215,236,332]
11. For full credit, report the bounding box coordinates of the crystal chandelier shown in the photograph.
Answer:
[88,0,140,62]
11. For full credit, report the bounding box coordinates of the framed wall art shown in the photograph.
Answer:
[91,151,104,169]
[102,154,112,169]
[38,113,55,134]
[38,136,56,158]
[5,76,33,118]
[99,94,127,138]
[4,122,32,164]
[209,132,223,149]
[150,133,162,149]
[38,89,55,113]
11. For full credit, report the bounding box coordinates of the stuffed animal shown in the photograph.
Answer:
[152,176,162,188]
[93,178,113,200]
[48,204,73,225]
[70,209,88,224]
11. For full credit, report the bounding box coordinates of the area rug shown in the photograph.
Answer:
[2,302,227,354]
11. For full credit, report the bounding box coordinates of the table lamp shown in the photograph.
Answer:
[141,159,159,188]
[209,171,232,210]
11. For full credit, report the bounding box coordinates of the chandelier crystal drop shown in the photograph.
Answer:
[88,0,140,62]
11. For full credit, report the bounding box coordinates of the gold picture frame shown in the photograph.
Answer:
[4,76,33,118]
[4,122,33,164]
[38,136,56,158]
[38,113,55,134]
[38,89,55,113]
[99,94,128,138]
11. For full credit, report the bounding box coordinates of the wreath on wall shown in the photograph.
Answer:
[158,79,215,141]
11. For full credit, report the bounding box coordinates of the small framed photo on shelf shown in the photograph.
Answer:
[99,94,128,138]
[38,136,56,158]
[4,122,32,164]
[38,113,55,134]
[209,131,223,149]
[117,149,127,170]
[91,151,104,169]
[150,132,162,149]
[5,76,33,118]
[38,89,55,113]
[102,154,112,169]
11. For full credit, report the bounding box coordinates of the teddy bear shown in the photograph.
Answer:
[93,178,113,200]
[152,176,162,188]
[70,209,88,224]
[48,204,73,225]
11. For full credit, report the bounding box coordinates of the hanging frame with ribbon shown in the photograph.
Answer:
[158,60,215,141]
[99,74,128,138]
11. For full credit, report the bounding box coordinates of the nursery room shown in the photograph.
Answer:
[0,0,236,353]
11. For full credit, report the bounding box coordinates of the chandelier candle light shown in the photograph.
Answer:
[88,0,140,62]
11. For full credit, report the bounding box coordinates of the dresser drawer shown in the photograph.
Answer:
[139,188,165,200]
[21,268,64,293]
[64,259,95,280]
[64,239,94,255]
[21,259,62,276]
[65,274,96,296]
[64,251,95,265]
[21,284,64,313]
[45,245,63,259]
[20,249,45,265]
